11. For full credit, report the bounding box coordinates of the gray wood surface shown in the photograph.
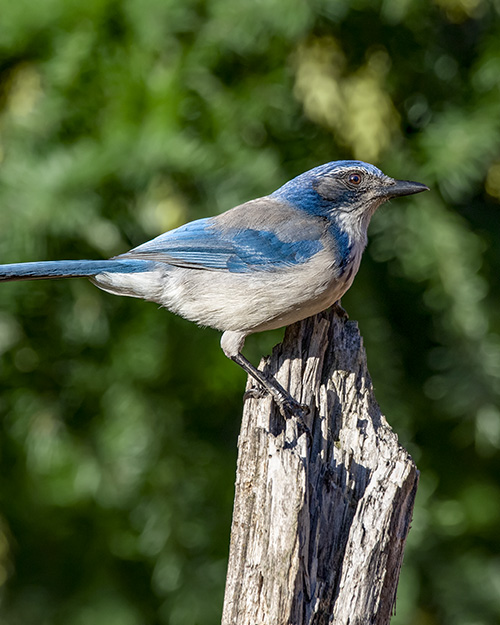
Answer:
[222,307,419,625]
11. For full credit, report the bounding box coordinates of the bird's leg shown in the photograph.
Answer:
[230,351,309,421]
[221,330,309,423]
[332,299,349,319]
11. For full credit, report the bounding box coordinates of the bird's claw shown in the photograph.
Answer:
[244,386,268,401]
[244,384,311,438]
[280,399,309,418]
[279,399,312,439]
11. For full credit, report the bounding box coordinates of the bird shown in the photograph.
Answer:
[0,160,428,416]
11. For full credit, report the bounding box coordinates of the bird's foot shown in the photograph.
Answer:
[279,395,310,419]
[234,351,310,436]
[279,397,311,440]
[244,383,310,436]
[243,386,268,401]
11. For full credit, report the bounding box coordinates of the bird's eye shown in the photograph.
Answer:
[348,172,363,185]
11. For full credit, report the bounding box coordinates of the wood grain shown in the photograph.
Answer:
[222,307,418,625]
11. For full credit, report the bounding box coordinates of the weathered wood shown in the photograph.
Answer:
[222,307,419,625]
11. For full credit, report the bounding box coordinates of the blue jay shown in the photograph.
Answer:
[0,161,427,415]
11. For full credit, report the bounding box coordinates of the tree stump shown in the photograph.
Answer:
[222,307,419,625]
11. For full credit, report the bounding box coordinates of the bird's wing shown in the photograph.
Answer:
[117,199,327,273]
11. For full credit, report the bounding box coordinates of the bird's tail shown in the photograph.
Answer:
[0,259,157,283]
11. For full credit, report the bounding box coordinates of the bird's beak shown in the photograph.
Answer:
[383,179,430,199]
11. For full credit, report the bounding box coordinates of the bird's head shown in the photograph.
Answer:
[272,160,428,228]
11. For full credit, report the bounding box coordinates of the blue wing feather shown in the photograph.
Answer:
[118,215,324,273]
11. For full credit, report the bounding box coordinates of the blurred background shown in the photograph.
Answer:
[1,0,500,623]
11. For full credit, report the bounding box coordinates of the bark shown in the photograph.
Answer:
[222,307,419,625]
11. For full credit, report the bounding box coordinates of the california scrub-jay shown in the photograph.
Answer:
[0,161,427,415]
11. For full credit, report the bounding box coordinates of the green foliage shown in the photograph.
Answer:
[1,0,500,623]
